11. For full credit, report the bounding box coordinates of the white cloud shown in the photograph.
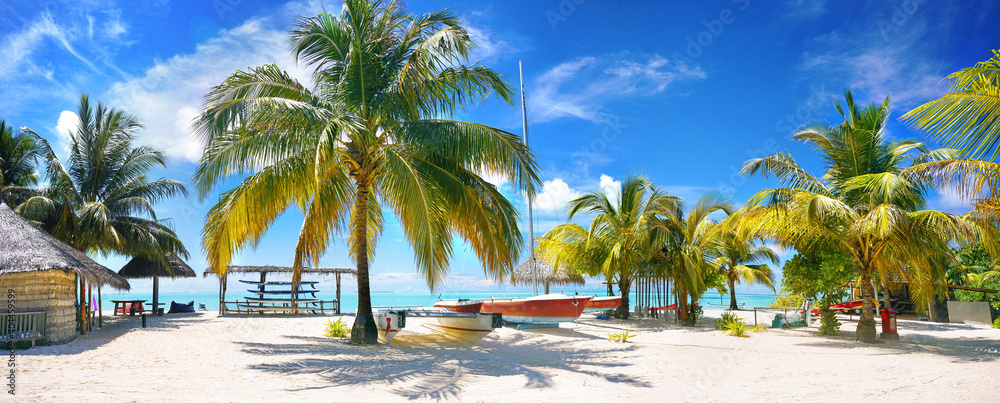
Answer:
[533,178,582,215]
[598,174,621,206]
[464,24,516,63]
[104,17,315,162]
[54,110,80,156]
[782,0,827,19]
[531,52,706,123]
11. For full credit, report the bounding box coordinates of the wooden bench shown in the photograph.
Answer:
[1,311,47,348]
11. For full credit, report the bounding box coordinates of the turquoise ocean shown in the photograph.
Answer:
[97,290,779,313]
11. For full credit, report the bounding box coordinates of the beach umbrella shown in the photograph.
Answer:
[118,254,195,315]
[511,258,586,294]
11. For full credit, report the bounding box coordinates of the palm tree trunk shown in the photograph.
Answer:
[729,277,739,310]
[856,269,877,342]
[615,277,631,319]
[349,184,378,345]
[678,284,693,326]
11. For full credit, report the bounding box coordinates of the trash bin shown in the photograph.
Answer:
[880,308,898,340]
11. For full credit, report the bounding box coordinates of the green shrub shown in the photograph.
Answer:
[693,305,704,324]
[992,318,1000,329]
[749,324,767,333]
[724,320,749,337]
[818,307,841,335]
[715,311,741,330]
[324,318,350,339]
[607,329,637,343]
[769,293,804,308]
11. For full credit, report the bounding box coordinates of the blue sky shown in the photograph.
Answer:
[2,0,997,296]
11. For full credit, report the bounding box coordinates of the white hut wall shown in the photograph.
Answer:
[0,269,78,344]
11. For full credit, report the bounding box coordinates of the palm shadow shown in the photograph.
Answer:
[241,330,649,400]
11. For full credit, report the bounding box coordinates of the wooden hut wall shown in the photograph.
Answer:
[0,269,77,344]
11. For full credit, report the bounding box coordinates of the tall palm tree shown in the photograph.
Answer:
[653,191,732,325]
[0,119,41,189]
[13,94,188,263]
[739,90,988,342]
[535,176,680,319]
[901,50,1000,220]
[715,226,778,310]
[194,1,539,344]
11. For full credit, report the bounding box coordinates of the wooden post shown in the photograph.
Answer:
[79,276,87,335]
[98,287,103,328]
[152,276,160,316]
[335,273,341,314]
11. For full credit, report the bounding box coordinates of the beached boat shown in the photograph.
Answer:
[474,294,591,324]
[432,299,483,313]
[584,295,622,312]
[375,309,502,344]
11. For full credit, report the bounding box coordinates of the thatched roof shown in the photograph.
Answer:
[202,265,357,277]
[0,202,130,290]
[119,254,196,279]
[511,258,585,286]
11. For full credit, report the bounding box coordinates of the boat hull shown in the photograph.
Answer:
[477,295,591,325]
[432,300,483,313]
[375,311,402,344]
[421,313,500,343]
[584,296,622,313]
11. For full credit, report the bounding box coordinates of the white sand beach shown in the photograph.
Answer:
[14,310,1000,402]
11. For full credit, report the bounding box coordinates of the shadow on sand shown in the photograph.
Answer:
[19,312,209,355]
[240,329,649,400]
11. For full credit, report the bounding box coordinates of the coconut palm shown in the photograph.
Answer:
[901,50,1000,220]
[0,119,41,189]
[13,94,188,263]
[739,90,988,342]
[653,191,733,325]
[534,176,680,319]
[714,227,778,310]
[194,1,539,344]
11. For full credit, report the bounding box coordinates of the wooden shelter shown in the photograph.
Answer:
[0,202,130,345]
[511,258,586,294]
[203,265,356,314]
[119,254,195,316]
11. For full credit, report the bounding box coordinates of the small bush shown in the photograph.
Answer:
[607,329,637,343]
[818,307,841,335]
[725,320,749,337]
[715,311,741,330]
[693,305,704,324]
[749,324,767,333]
[324,318,350,339]
[770,293,804,308]
[992,318,1000,329]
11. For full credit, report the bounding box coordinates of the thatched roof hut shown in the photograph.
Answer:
[0,202,129,344]
[511,258,585,294]
[119,254,195,316]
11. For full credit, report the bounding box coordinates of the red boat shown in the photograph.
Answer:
[432,299,484,313]
[584,296,622,312]
[439,294,592,324]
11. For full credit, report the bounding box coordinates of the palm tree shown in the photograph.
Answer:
[535,176,680,319]
[739,90,988,342]
[715,226,778,310]
[901,50,1000,220]
[13,94,188,263]
[0,119,41,189]
[194,1,539,344]
[653,191,732,325]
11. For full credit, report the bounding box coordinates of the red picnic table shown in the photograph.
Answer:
[112,300,147,316]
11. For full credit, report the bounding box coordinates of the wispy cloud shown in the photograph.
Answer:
[782,0,827,20]
[796,3,953,108]
[103,15,315,163]
[530,52,706,123]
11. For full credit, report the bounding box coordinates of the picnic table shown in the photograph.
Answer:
[112,300,147,316]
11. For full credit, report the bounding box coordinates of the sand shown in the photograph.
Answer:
[12,309,1000,402]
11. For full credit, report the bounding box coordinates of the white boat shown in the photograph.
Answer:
[375,309,502,344]
[375,310,403,344]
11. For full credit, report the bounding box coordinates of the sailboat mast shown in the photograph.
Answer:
[519,60,537,297]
